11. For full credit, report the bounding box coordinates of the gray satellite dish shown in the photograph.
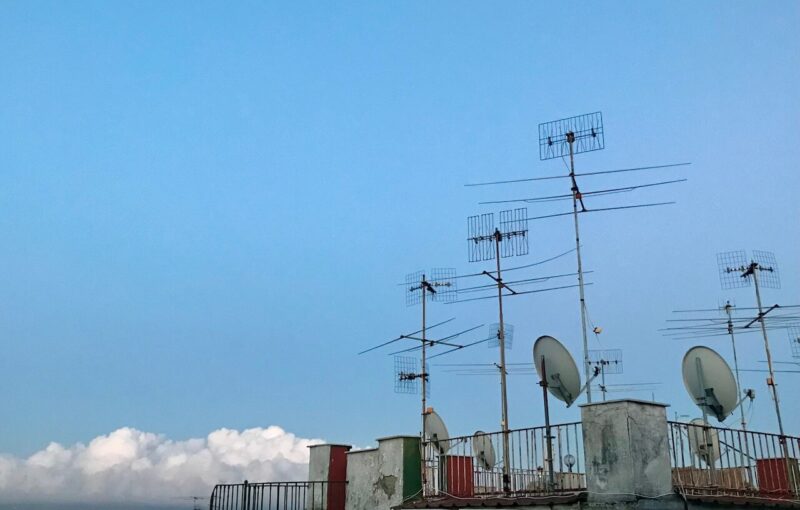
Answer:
[687,418,720,465]
[472,431,496,470]
[533,335,582,406]
[682,346,738,422]
[424,410,450,454]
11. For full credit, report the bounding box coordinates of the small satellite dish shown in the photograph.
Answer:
[687,418,720,465]
[682,346,738,422]
[472,431,496,470]
[424,410,450,454]
[533,335,581,406]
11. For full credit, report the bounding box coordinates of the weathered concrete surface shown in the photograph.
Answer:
[580,399,672,503]
[308,443,351,509]
[345,436,421,510]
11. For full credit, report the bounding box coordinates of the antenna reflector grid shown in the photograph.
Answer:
[751,250,780,289]
[538,112,605,160]
[788,324,800,359]
[394,356,427,395]
[467,213,495,262]
[430,267,458,303]
[716,250,750,289]
[488,323,514,349]
[588,349,623,374]
[499,208,529,258]
[405,270,425,306]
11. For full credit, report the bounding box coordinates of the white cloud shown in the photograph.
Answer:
[0,426,323,504]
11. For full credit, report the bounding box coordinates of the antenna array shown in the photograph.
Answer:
[716,250,787,446]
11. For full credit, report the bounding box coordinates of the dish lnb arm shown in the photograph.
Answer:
[568,366,601,408]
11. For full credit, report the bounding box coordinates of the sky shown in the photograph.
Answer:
[0,0,799,504]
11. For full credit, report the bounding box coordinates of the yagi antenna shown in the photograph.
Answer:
[716,250,787,442]
[587,349,623,401]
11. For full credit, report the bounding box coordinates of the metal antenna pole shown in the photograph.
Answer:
[420,277,428,488]
[722,302,746,430]
[494,230,512,493]
[751,266,785,439]
[723,301,751,484]
[567,133,592,403]
[601,363,607,402]
[540,355,555,489]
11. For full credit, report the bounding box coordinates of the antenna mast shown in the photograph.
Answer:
[717,250,785,438]
[467,208,528,493]
[538,112,605,403]
[404,269,456,486]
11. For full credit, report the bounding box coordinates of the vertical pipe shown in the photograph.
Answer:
[567,135,592,403]
[751,266,790,477]
[494,231,512,492]
[540,355,555,490]
[724,302,746,430]
[723,301,751,483]
[751,267,785,438]
[421,278,428,491]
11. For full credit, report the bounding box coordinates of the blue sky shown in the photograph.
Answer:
[0,1,798,459]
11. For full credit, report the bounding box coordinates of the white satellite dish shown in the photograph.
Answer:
[424,410,450,454]
[472,431,496,470]
[687,418,720,465]
[533,335,582,406]
[682,346,739,422]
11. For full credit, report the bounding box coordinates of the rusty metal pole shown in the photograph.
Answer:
[495,230,512,493]
[567,133,592,403]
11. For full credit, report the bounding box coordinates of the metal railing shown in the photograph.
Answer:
[209,481,348,510]
[422,422,584,498]
[668,421,800,501]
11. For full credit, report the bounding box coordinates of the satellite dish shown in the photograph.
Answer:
[682,346,738,422]
[424,410,450,454]
[687,418,720,465]
[472,431,496,470]
[533,335,582,406]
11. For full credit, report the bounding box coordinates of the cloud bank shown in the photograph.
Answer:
[0,426,322,503]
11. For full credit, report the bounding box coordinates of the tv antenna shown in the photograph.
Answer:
[467,112,688,404]
[717,250,786,439]
[661,301,800,430]
[466,207,528,492]
[587,349,623,401]
[533,335,599,488]
[359,270,488,488]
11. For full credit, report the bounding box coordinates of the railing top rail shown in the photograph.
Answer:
[421,421,582,445]
[668,420,800,442]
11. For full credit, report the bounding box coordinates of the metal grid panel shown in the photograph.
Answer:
[499,208,529,258]
[538,112,605,160]
[430,267,457,303]
[752,250,780,289]
[588,349,624,374]
[406,269,458,305]
[789,324,800,359]
[394,356,420,394]
[467,213,495,262]
[405,270,425,306]
[717,250,750,289]
[488,323,514,349]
